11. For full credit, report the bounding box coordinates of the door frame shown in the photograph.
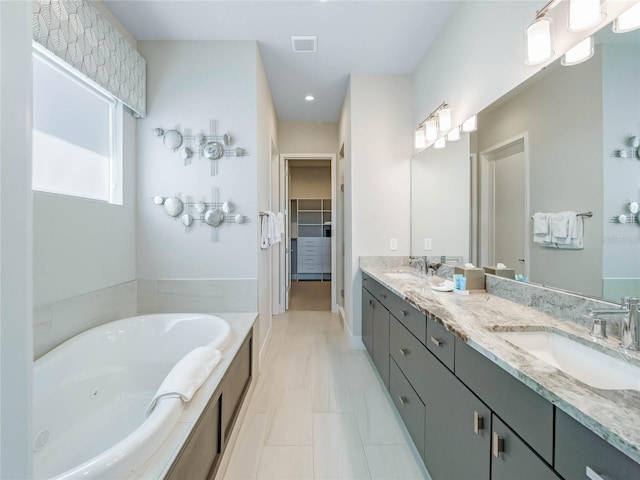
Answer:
[478,133,530,278]
[281,153,338,313]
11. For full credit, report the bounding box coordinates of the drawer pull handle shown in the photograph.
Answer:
[398,396,408,405]
[473,411,484,435]
[586,466,610,480]
[401,310,409,317]
[430,336,442,347]
[492,432,504,458]
[380,293,387,299]
[369,300,373,307]
[399,348,409,356]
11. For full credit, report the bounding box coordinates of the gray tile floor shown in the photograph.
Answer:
[222,311,429,480]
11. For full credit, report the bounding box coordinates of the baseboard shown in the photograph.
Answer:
[258,321,272,373]
[342,314,365,350]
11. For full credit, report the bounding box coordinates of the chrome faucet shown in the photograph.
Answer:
[588,297,640,350]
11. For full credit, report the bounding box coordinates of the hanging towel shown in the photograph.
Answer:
[261,214,270,249]
[549,214,583,249]
[549,211,578,245]
[532,212,551,244]
[146,347,222,416]
[276,212,285,240]
[267,211,279,245]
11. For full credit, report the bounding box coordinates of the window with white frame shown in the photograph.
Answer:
[32,45,123,204]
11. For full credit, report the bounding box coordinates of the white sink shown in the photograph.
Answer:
[384,272,421,280]
[496,331,640,391]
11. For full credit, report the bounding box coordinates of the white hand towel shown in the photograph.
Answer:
[549,212,571,243]
[553,215,584,249]
[260,215,270,249]
[146,347,222,416]
[267,211,279,244]
[532,212,550,234]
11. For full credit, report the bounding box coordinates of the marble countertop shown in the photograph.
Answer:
[360,263,640,464]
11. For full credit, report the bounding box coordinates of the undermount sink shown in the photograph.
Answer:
[496,330,640,391]
[384,272,422,280]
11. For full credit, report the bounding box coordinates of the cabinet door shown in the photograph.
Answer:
[491,415,559,480]
[362,288,374,357]
[372,298,390,390]
[424,352,491,480]
[555,409,640,480]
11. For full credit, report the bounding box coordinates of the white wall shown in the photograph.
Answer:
[345,74,412,339]
[278,121,338,154]
[475,54,603,297]
[290,166,331,198]
[256,49,279,358]
[0,2,33,476]
[137,41,258,281]
[411,133,471,260]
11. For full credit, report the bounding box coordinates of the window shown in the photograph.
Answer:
[32,45,123,204]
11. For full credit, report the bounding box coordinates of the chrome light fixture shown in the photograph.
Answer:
[461,115,477,133]
[434,137,446,149]
[425,119,438,141]
[526,17,554,65]
[568,0,605,32]
[438,106,451,132]
[613,2,640,33]
[561,36,594,65]
[415,126,426,149]
[447,128,461,142]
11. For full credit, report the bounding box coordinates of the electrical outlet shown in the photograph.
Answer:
[424,238,432,251]
[389,238,398,251]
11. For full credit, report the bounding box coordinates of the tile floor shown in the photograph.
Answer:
[288,281,332,311]
[223,310,429,480]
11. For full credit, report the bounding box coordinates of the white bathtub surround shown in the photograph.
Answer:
[34,280,137,358]
[33,313,233,480]
[137,278,258,314]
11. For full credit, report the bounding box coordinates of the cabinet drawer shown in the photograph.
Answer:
[298,237,324,247]
[555,409,640,480]
[426,316,455,371]
[389,315,432,401]
[455,337,554,464]
[298,256,321,265]
[298,264,323,273]
[362,273,384,303]
[384,292,426,343]
[491,415,559,480]
[390,358,425,459]
[299,247,322,256]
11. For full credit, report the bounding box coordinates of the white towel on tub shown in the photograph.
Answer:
[146,346,222,416]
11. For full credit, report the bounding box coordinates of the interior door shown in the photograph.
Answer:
[490,140,526,276]
[285,161,291,310]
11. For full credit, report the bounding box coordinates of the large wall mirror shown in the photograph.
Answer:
[411,25,640,303]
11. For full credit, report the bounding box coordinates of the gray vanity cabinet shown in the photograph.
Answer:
[390,358,425,459]
[555,409,640,480]
[372,301,390,390]
[423,350,491,480]
[491,415,560,480]
[362,289,374,357]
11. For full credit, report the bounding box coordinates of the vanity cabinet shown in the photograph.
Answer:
[362,289,374,357]
[555,409,640,480]
[372,300,390,390]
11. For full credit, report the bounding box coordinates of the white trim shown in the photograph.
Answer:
[342,314,365,350]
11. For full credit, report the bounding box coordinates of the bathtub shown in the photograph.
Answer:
[32,313,231,480]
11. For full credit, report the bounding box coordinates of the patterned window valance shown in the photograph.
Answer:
[32,0,146,117]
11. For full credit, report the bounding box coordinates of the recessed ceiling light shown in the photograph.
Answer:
[305,95,315,102]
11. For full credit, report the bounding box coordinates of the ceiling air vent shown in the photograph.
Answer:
[291,36,317,53]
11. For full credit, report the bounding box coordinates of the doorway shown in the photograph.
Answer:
[282,154,337,312]
[479,135,529,277]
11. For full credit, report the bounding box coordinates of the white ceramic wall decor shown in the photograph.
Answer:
[151,119,248,175]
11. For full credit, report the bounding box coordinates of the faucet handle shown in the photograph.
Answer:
[622,296,631,308]
[590,318,608,339]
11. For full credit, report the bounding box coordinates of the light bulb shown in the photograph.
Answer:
[561,37,594,66]
[526,18,553,65]
[569,0,604,32]
[415,128,426,149]
[438,107,451,132]
[425,119,438,141]
[613,3,640,33]
[434,137,446,149]
[461,115,477,133]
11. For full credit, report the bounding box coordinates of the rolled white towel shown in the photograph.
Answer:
[146,346,222,416]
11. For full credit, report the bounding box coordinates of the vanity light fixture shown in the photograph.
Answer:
[425,119,438,142]
[526,17,554,65]
[461,115,477,133]
[434,137,446,149]
[568,0,605,32]
[561,36,594,65]
[447,128,461,142]
[415,126,426,149]
[613,2,640,33]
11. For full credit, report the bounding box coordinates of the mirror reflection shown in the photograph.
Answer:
[411,26,640,302]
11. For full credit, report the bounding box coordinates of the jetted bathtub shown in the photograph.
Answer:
[32,313,231,480]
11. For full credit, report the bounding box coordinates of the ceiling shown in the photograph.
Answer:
[103,1,458,122]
